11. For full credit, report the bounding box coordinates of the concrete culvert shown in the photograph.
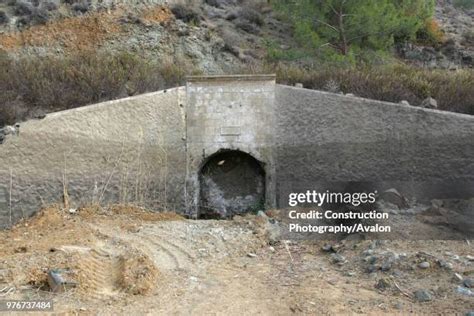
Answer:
[199,150,265,219]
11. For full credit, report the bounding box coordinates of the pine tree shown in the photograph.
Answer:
[273,0,435,55]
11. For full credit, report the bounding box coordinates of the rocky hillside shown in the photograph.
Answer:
[399,0,474,68]
[0,0,473,125]
[0,0,296,73]
[0,0,471,71]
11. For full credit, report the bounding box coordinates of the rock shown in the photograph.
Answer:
[47,270,77,293]
[53,245,92,254]
[362,249,374,256]
[466,255,474,261]
[381,262,392,272]
[264,220,281,244]
[431,199,443,208]
[345,93,355,97]
[438,260,453,270]
[0,269,11,283]
[375,278,391,290]
[400,100,410,105]
[413,289,432,302]
[247,253,257,258]
[456,286,474,296]
[421,97,438,109]
[378,188,409,209]
[322,244,333,252]
[268,246,275,252]
[454,273,464,282]
[294,83,303,88]
[419,262,430,269]
[366,265,377,273]
[392,270,403,278]
[330,253,345,264]
[463,278,473,288]
[257,210,267,218]
[364,255,377,264]
[388,209,399,215]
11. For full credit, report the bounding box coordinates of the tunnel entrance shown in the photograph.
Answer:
[198,150,265,219]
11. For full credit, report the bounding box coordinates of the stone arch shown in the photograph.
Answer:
[198,149,266,219]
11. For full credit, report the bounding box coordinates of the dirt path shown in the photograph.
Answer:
[0,206,473,315]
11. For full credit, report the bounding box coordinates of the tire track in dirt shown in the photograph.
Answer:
[77,250,123,301]
[90,224,182,271]
[137,234,193,270]
[139,226,197,260]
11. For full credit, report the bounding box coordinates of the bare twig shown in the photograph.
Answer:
[9,168,12,225]
[284,240,294,263]
[62,153,69,210]
[99,140,125,204]
[394,281,413,301]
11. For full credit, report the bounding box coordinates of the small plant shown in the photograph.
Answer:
[14,1,34,16]
[237,7,264,27]
[30,8,49,25]
[0,10,9,24]
[323,79,341,94]
[205,0,228,8]
[249,198,265,214]
[454,0,474,10]
[72,2,89,14]
[220,29,241,56]
[41,1,58,11]
[171,4,200,25]
[236,20,258,34]
[462,30,474,46]
[416,18,445,46]
[232,7,264,34]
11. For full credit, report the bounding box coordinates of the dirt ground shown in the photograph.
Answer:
[0,205,473,315]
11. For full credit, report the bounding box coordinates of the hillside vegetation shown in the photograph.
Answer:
[0,0,473,125]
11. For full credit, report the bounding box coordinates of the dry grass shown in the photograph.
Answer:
[239,62,474,115]
[0,51,198,125]
[141,6,173,25]
[0,10,124,52]
[118,252,160,295]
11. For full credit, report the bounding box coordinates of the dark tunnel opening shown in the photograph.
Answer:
[198,150,266,219]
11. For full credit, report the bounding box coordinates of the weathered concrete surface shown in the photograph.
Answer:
[0,76,473,227]
[275,85,474,206]
[0,88,186,227]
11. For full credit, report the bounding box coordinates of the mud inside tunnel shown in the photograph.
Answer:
[198,150,266,219]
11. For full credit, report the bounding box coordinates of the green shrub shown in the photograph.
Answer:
[462,30,474,46]
[14,1,34,15]
[0,10,9,24]
[237,7,264,27]
[416,18,445,46]
[171,4,201,25]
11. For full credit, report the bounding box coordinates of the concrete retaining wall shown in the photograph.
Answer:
[274,85,474,206]
[0,76,473,227]
[0,88,186,227]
